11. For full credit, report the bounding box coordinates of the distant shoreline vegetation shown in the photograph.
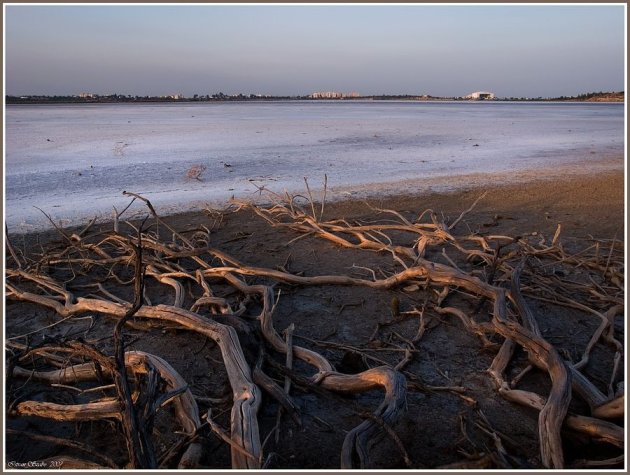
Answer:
[5,91,624,104]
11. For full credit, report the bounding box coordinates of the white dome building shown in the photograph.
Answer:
[465,91,495,100]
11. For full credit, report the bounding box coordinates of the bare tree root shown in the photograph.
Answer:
[231,187,623,469]
[10,350,203,468]
[219,272,408,468]
[5,188,624,469]
[6,279,262,469]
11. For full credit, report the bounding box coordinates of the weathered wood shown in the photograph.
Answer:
[112,234,154,469]
[500,389,623,448]
[252,349,302,427]
[320,367,407,468]
[6,190,623,469]
[592,395,624,419]
[220,271,408,468]
[14,399,122,421]
[10,350,204,468]
[7,281,261,469]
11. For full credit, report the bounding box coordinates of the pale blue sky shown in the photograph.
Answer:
[4,4,626,97]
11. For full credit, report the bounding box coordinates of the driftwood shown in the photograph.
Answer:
[7,276,263,469]
[5,188,624,469]
[10,350,203,468]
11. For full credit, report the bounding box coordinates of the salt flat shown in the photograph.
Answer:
[5,101,624,233]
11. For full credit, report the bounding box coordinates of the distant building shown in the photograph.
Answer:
[465,91,495,100]
[311,91,342,99]
[311,91,360,99]
[79,92,98,98]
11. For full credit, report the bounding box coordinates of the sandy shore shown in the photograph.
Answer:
[327,169,625,238]
[149,169,625,246]
[10,169,623,248]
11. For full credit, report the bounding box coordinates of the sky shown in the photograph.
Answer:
[4,4,626,98]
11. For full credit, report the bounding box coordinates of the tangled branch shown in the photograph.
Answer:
[5,186,624,469]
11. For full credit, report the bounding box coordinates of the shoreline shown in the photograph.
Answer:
[6,100,626,105]
[5,154,624,236]
[236,168,625,242]
[6,92,624,106]
[328,154,623,202]
[8,168,624,245]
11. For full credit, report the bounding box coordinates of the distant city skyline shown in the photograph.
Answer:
[4,4,626,98]
[9,90,623,101]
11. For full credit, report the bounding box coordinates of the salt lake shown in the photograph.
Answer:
[5,101,624,233]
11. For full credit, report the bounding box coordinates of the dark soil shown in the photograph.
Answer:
[4,171,624,470]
